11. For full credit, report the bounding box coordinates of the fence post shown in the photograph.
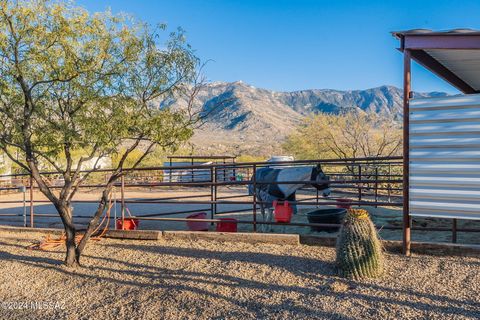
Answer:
[387,163,391,202]
[21,186,26,227]
[191,158,194,182]
[120,174,125,230]
[113,186,117,230]
[29,175,34,228]
[213,167,218,224]
[452,219,457,243]
[374,167,378,208]
[252,164,257,232]
[232,158,236,180]
[210,166,214,218]
[358,165,362,206]
[210,166,217,225]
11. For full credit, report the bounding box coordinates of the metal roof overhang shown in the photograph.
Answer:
[391,29,480,254]
[393,30,480,94]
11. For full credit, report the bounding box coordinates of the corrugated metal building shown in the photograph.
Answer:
[393,29,480,253]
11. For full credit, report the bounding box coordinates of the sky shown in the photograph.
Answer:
[76,0,480,94]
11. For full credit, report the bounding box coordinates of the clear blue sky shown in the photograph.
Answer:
[76,0,480,94]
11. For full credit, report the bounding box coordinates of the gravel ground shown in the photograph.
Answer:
[0,230,479,320]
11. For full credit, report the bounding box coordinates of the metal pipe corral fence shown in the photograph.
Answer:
[0,156,477,244]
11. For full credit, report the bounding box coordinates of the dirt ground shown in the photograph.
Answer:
[0,230,479,320]
[0,186,479,244]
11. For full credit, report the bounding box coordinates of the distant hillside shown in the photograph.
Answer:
[169,81,448,156]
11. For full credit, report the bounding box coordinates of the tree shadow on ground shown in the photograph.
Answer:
[97,243,480,317]
[0,249,348,319]
[109,242,337,277]
[1,242,479,319]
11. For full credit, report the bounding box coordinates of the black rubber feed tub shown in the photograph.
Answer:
[306,208,347,232]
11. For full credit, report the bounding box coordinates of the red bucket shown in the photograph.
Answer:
[273,200,293,223]
[336,198,352,209]
[116,218,139,230]
[216,218,238,232]
[186,212,209,231]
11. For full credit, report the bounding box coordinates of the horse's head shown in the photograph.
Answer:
[311,164,331,197]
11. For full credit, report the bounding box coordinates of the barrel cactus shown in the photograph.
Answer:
[336,208,384,279]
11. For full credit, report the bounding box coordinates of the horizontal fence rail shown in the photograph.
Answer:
[0,156,476,243]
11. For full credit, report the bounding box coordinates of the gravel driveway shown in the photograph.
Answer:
[0,230,479,319]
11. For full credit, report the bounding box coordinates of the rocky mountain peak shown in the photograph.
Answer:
[175,81,448,156]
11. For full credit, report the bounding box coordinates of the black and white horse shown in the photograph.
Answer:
[248,164,330,231]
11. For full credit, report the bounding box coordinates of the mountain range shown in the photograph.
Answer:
[173,81,448,156]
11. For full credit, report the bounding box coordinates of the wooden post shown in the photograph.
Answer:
[403,50,412,256]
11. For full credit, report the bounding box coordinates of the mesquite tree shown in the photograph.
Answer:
[0,0,204,267]
[283,112,402,161]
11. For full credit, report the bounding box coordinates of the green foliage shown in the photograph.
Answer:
[110,146,167,168]
[336,209,384,279]
[0,153,9,175]
[236,154,265,163]
[0,0,206,266]
[283,112,402,160]
[0,0,197,175]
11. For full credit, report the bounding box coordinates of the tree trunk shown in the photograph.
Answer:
[57,205,80,268]
[76,187,112,257]
[64,226,79,268]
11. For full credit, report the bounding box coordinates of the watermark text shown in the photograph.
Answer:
[0,301,65,310]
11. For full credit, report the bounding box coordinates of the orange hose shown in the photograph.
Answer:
[27,194,114,251]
